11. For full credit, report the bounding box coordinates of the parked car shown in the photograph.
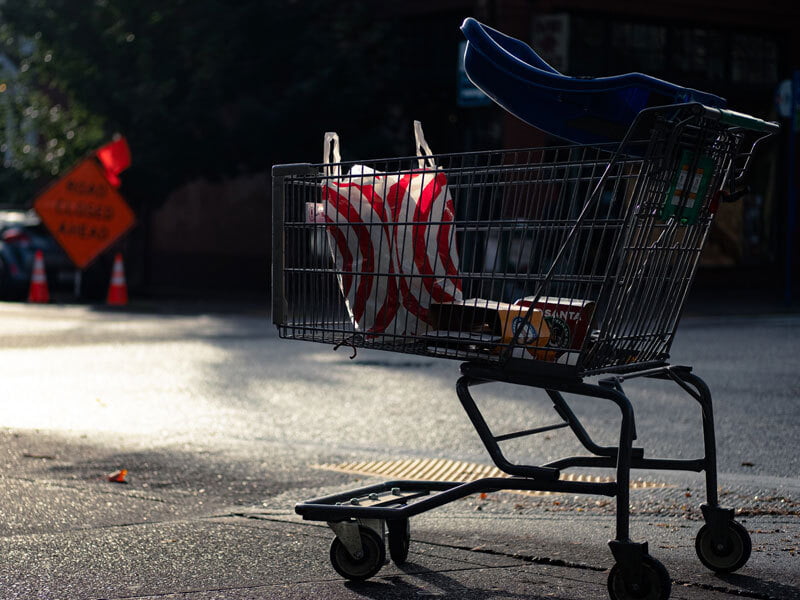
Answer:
[0,209,78,299]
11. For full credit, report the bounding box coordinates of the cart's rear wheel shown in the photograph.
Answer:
[387,518,411,565]
[329,526,385,581]
[607,555,670,600]
[695,520,751,573]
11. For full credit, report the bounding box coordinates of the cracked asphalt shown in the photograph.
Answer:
[0,301,798,599]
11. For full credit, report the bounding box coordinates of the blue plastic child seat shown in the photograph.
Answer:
[460,18,727,145]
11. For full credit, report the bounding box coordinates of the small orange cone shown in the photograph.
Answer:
[27,250,50,303]
[106,253,128,306]
[107,468,128,483]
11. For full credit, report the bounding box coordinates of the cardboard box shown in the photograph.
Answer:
[428,298,550,358]
[513,296,595,356]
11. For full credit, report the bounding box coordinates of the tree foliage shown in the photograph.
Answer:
[0,0,404,208]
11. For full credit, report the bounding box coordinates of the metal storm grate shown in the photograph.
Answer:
[315,458,669,495]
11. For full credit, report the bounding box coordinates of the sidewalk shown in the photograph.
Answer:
[2,429,798,600]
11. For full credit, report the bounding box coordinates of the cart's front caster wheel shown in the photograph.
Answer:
[329,526,386,581]
[695,520,751,573]
[387,518,411,565]
[607,555,671,600]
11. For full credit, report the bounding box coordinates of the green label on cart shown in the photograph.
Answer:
[660,150,715,225]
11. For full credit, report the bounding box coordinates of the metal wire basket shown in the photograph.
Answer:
[273,104,775,379]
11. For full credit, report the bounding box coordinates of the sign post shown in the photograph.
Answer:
[33,157,136,271]
[788,71,799,305]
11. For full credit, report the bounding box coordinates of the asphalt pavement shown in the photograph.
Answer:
[1,296,798,600]
[2,425,798,600]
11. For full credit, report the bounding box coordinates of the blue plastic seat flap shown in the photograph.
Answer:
[460,18,727,145]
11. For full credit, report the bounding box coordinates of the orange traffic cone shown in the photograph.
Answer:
[106,253,128,306]
[27,250,50,303]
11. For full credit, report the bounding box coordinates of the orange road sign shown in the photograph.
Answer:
[33,158,136,269]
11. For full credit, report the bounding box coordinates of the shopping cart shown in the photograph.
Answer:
[271,21,778,600]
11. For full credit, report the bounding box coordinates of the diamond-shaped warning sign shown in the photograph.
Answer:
[34,158,136,269]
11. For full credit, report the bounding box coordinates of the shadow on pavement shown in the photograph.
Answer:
[716,572,800,600]
[343,561,569,600]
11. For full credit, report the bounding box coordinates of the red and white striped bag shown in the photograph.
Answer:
[318,122,462,337]
[387,122,462,329]
[319,157,401,335]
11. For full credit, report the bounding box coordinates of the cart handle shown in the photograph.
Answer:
[703,106,780,134]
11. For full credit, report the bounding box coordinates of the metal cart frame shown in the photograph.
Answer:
[272,103,778,599]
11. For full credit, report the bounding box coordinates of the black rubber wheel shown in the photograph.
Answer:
[607,555,671,600]
[387,518,411,565]
[695,520,752,573]
[329,526,386,581]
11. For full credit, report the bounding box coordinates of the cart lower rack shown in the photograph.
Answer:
[272,103,777,599]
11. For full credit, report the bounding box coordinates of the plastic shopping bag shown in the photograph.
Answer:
[389,122,462,328]
[319,122,462,337]
[320,155,401,335]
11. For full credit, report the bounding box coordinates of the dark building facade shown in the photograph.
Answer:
[148,0,798,300]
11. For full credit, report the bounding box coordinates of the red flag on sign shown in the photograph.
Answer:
[96,136,131,187]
